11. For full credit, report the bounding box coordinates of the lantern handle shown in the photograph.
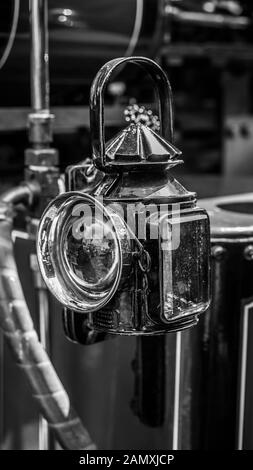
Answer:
[90,56,174,172]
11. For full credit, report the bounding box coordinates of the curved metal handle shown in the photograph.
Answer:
[90,56,174,171]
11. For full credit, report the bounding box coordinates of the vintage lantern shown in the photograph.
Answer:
[37,56,211,337]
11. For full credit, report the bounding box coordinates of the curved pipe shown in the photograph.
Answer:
[0,0,20,70]
[0,185,96,450]
[0,181,40,205]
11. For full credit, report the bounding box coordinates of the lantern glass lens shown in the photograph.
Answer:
[160,209,210,322]
[62,207,118,290]
[37,192,130,312]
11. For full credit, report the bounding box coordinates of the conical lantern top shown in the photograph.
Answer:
[105,105,183,172]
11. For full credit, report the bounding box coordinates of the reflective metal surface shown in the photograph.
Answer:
[37,56,211,335]
[202,192,253,238]
[200,192,253,448]
[30,0,49,112]
[90,56,175,172]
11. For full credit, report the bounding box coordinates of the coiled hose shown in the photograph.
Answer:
[0,182,96,450]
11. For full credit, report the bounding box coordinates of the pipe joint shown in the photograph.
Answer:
[25,147,59,167]
[28,111,55,147]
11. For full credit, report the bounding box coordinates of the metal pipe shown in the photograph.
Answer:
[30,253,50,450]
[27,0,56,151]
[0,186,96,450]
[0,182,39,205]
[30,0,49,112]
[26,0,59,216]
[166,6,249,29]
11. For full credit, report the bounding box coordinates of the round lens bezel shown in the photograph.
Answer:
[37,192,131,313]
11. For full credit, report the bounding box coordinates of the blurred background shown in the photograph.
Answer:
[1,0,253,192]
